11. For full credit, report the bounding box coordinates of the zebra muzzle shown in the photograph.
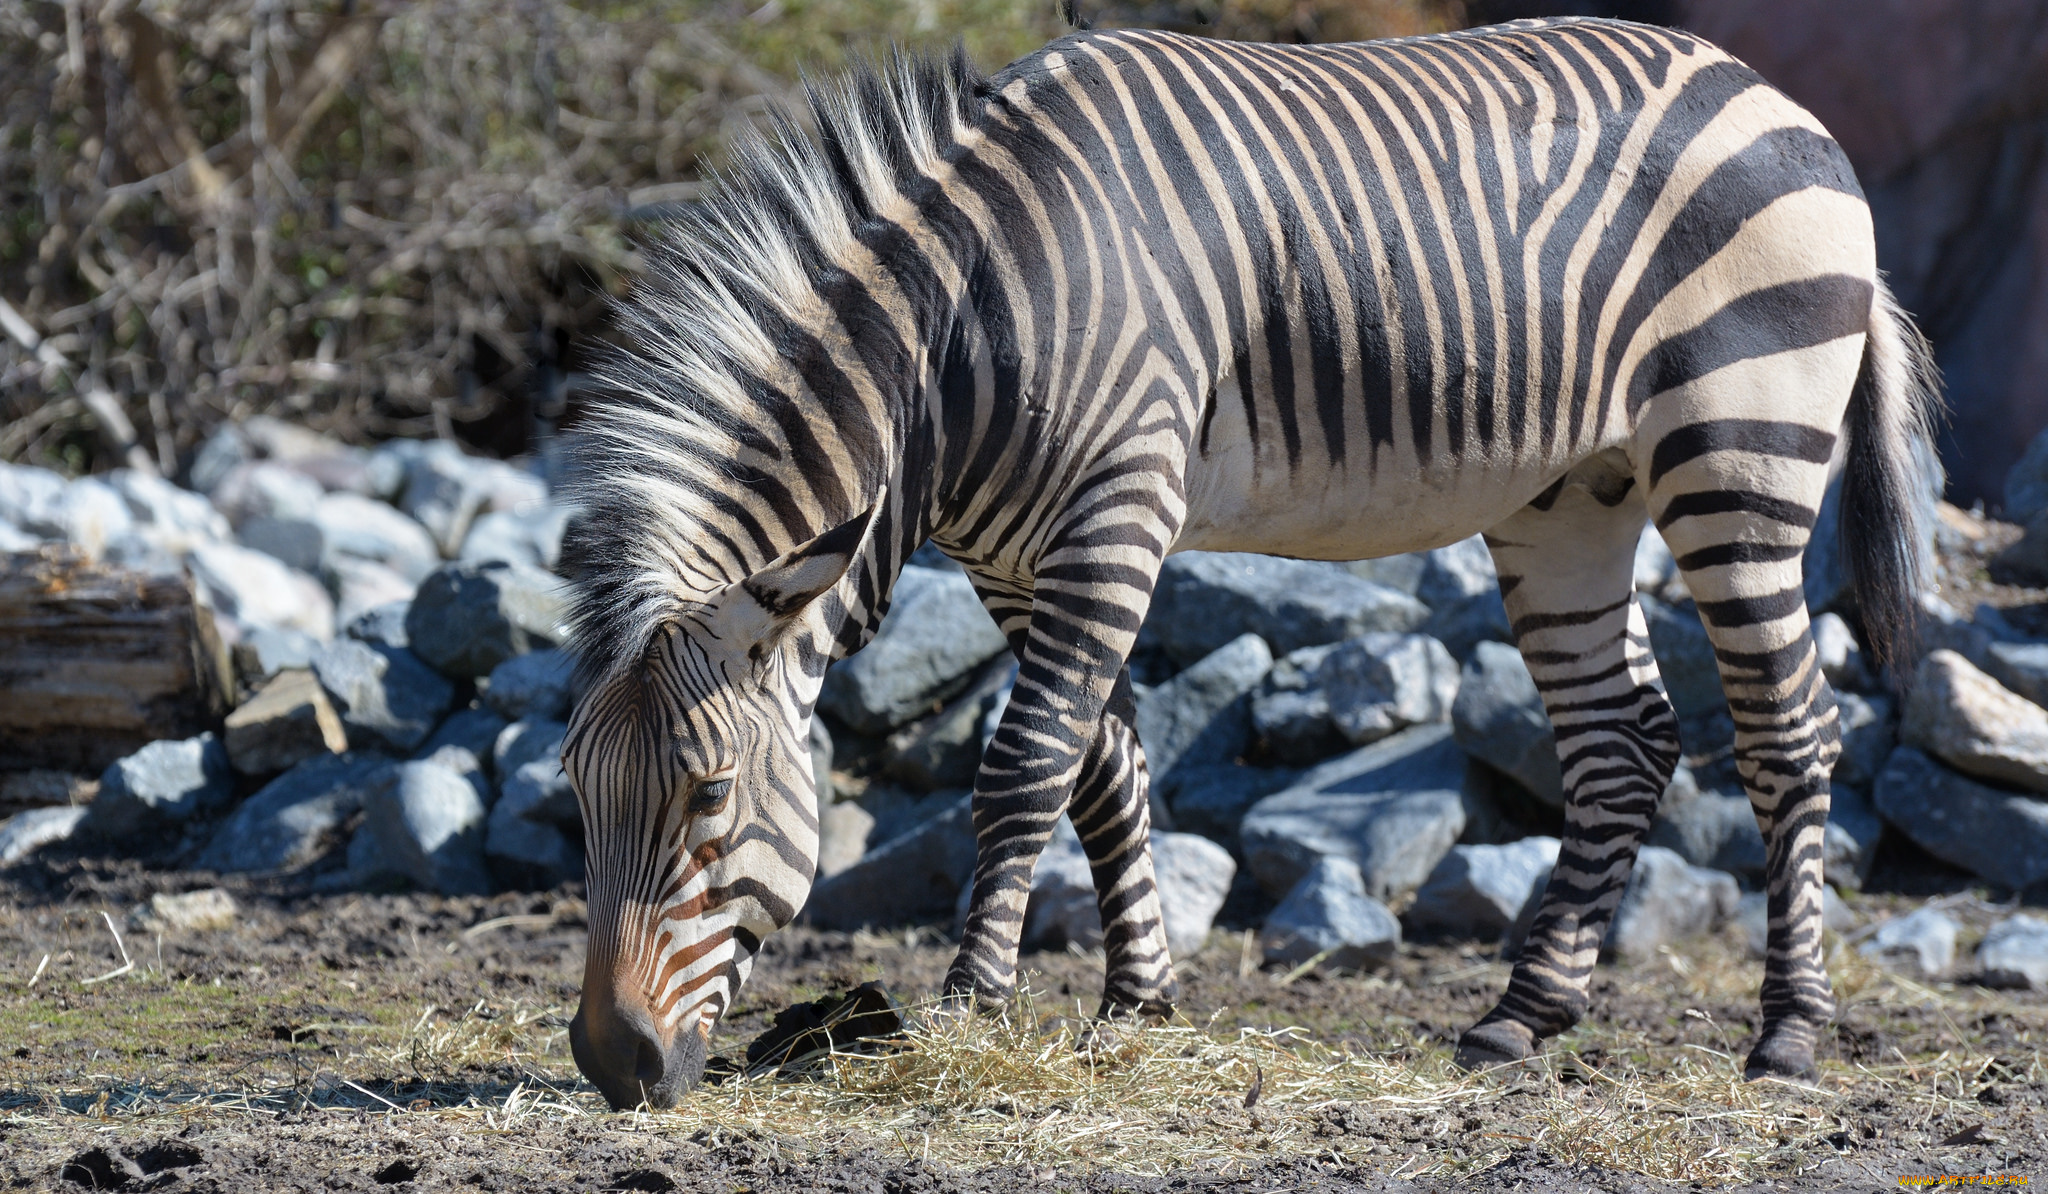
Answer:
[570,996,710,1110]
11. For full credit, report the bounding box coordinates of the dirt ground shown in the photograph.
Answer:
[0,850,2044,1193]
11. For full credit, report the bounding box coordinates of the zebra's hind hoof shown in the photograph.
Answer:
[1454,1021,1535,1072]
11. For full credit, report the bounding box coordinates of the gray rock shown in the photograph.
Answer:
[0,461,67,532]
[483,648,575,722]
[145,888,239,933]
[42,477,136,559]
[807,793,977,929]
[1976,913,2048,990]
[1137,633,1273,777]
[1648,789,1765,881]
[1734,887,1855,959]
[1873,747,2048,891]
[485,757,583,889]
[1150,830,1237,956]
[312,639,455,753]
[329,557,417,632]
[1260,855,1401,970]
[0,806,88,864]
[495,758,578,828]
[108,469,230,548]
[232,626,320,682]
[224,669,349,775]
[0,518,38,551]
[1148,552,1429,667]
[1825,784,1884,890]
[345,600,412,649]
[405,560,570,679]
[238,515,325,574]
[460,505,570,572]
[881,661,1012,790]
[387,441,548,557]
[2005,426,2048,525]
[349,756,493,894]
[817,799,875,880]
[208,461,326,528]
[1252,632,1455,764]
[818,566,1010,735]
[1911,591,2007,670]
[1834,693,1896,789]
[995,819,1235,957]
[188,424,253,494]
[494,718,567,779]
[1640,596,1727,724]
[196,751,396,873]
[84,734,234,843]
[395,440,490,555]
[1163,764,1299,851]
[188,542,335,641]
[1408,837,1561,939]
[313,492,440,582]
[1900,650,2048,793]
[1416,536,1512,661]
[1813,612,1871,692]
[1983,640,2048,711]
[415,705,511,773]
[1240,724,1469,900]
[1344,553,1426,596]
[1451,641,1563,807]
[1859,905,1958,977]
[1993,510,2048,586]
[1603,845,1740,962]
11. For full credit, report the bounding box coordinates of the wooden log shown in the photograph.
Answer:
[0,546,234,773]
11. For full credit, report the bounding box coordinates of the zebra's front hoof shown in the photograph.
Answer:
[1094,994,1175,1024]
[1454,1019,1536,1072]
[1742,1034,1820,1085]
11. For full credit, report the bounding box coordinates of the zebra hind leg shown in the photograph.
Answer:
[1067,668,1178,1021]
[1655,471,1842,1082]
[1456,465,1682,1069]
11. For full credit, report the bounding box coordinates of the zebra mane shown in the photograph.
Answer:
[564,45,989,687]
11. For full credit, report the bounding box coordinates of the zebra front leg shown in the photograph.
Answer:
[1067,667,1177,1020]
[1456,469,1682,1069]
[943,589,1151,1011]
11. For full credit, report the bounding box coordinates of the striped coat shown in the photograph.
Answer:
[560,18,1939,1108]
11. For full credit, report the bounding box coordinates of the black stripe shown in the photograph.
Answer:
[1648,418,1836,486]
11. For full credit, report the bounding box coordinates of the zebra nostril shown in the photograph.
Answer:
[632,1033,667,1089]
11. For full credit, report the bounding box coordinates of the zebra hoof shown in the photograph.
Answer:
[1453,1021,1535,1072]
[1093,995,1175,1024]
[1742,1038,1820,1085]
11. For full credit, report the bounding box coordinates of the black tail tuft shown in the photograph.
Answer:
[1839,280,1944,669]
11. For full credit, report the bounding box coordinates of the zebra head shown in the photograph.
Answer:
[563,507,878,1109]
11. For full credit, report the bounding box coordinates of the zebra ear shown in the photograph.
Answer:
[740,502,880,621]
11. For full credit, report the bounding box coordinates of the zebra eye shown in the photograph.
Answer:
[688,777,734,816]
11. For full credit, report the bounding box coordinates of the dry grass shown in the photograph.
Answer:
[6,941,2036,1185]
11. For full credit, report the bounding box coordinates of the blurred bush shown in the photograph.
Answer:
[0,0,1064,473]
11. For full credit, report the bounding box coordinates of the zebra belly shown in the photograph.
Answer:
[1175,422,1583,561]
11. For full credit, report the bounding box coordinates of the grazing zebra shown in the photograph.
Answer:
[560,17,1938,1108]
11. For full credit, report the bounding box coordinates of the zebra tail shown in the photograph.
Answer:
[1838,278,1944,669]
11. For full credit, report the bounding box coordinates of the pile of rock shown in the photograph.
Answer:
[11,414,2048,994]
[1,418,583,893]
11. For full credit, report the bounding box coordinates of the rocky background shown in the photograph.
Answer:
[6,412,2048,997]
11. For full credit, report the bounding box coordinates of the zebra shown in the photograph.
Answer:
[559,17,1939,1109]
